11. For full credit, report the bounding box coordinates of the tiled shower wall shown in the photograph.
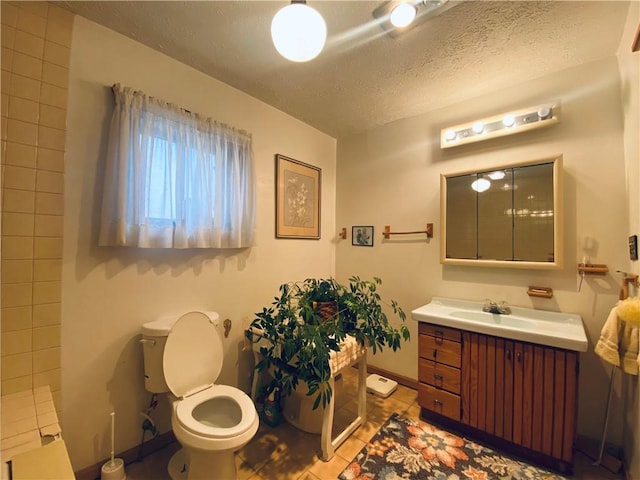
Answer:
[1,1,73,417]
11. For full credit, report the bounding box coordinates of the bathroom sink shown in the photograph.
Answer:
[411,297,588,352]
[448,310,536,329]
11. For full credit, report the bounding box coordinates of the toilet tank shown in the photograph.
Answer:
[141,315,179,393]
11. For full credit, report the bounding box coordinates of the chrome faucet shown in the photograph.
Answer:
[482,299,511,315]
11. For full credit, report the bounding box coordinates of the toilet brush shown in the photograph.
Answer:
[101,412,127,480]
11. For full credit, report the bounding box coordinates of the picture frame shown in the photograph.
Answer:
[275,154,321,239]
[352,226,374,247]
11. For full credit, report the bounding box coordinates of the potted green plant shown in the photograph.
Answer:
[245,276,410,410]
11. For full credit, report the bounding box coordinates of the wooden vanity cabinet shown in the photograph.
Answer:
[418,323,579,472]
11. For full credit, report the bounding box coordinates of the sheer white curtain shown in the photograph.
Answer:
[99,84,255,248]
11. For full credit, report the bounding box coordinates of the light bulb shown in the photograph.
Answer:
[537,106,552,119]
[471,178,491,192]
[502,114,515,127]
[390,2,417,28]
[472,121,485,134]
[444,129,457,141]
[271,3,327,62]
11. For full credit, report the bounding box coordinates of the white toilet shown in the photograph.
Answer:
[141,311,259,480]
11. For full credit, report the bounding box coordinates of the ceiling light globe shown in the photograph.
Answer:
[271,3,327,62]
[390,3,417,28]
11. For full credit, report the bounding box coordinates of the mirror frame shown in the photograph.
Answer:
[440,155,563,270]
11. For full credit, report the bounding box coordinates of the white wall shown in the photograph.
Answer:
[618,2,640,477]
[62,17,336,471]
[336,56,632,447]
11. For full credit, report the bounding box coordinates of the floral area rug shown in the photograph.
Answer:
[339,412,567,480]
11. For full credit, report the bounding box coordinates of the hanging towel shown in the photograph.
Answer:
[594,306,639,375]
[621,322,639,375]
[595,307,622,367]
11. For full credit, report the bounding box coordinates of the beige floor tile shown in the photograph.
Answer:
[404,400,421,418]
[306,454,349,479]
[364,405,392,425]
[332,404,357,431]
[235,456,256,480]
[334,435,366,461]
[125,442,179,480]
[252,453,309,480]
[573,451,625,480]
[371,395,410,418]
[238,428,288,470]
[296,471,322,480]
[392,384,418,405]
[350,417,385,443]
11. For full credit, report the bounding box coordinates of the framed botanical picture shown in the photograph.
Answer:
[352,226,374,246]
[275,154,321,239]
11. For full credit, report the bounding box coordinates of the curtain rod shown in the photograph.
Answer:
[111,83,192,114]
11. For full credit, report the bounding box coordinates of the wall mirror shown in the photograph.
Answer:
[441,155,563,269]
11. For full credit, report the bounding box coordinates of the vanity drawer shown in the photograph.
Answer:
[419,383,461,421]
[419,323,461,343]
[419,358,460,394]
[419,334,462,368]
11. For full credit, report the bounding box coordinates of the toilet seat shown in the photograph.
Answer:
[175,385,256,439]
[163,311,223,398]
[164,311,258,442]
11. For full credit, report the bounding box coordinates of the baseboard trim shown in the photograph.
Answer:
[353,364,419,390]
[74,431,176,480]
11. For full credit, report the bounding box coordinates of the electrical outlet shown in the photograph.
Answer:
[630,235,638,261]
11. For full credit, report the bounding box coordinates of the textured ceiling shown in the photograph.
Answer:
[63,1,631,139]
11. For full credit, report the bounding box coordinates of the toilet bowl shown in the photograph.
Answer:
[141,311,259,480]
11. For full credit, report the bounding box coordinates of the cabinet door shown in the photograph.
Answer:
[461,332,493,429]
[513,343,535,449]
[461,332,579,464]
[461,333,500,434]
[561,351,579,462]
[515,343,578,462]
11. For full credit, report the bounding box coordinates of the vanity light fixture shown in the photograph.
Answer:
[440,101,560,149]
[271,1,327,62]
[372,0,456,38]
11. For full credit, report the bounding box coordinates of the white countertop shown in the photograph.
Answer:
[411,297,588,352]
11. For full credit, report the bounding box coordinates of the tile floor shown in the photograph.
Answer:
[125,368,625,480]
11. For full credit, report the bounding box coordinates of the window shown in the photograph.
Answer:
[99,84,255,248]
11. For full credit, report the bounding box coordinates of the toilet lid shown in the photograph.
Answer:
[163,311,223,398]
